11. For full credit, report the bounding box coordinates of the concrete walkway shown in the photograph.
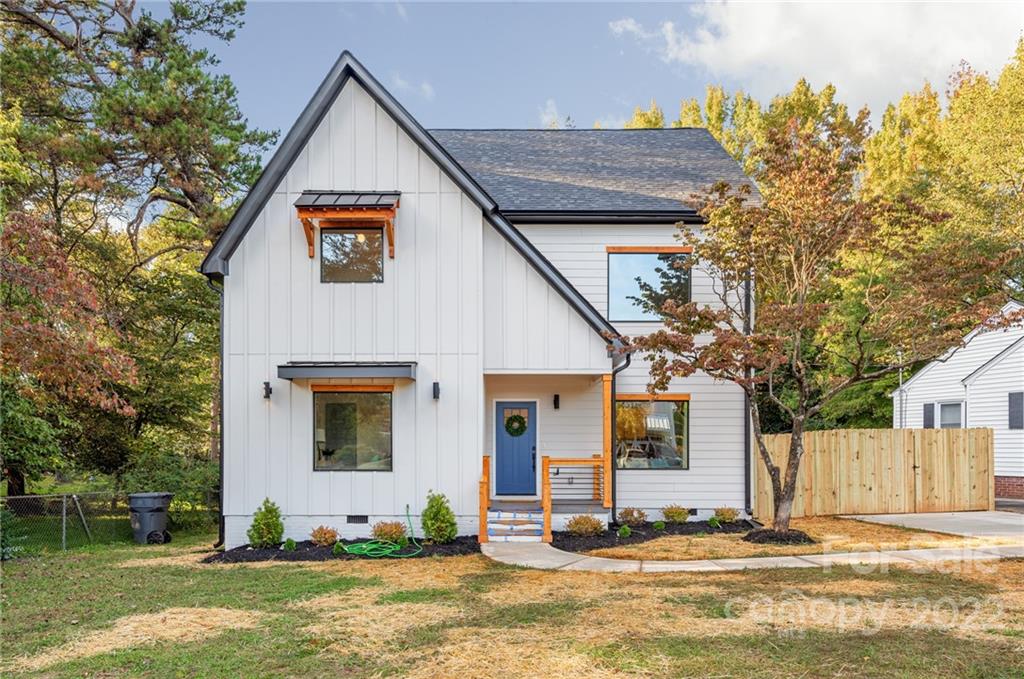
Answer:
[845,510,1024,539]
[995,498,1024,515]
[481,541,1024,573]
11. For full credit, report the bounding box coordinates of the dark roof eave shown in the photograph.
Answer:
[278,361,417,380]
[505,210,703,225]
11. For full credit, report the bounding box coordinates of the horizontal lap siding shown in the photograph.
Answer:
[223,80,484,546]
[517,223,747,514]
[967,347,1024,477]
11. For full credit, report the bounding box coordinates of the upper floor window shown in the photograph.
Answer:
[321,227,383,283]
[606,246,691,322]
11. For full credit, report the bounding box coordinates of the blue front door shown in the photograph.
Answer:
[495,401,537,495]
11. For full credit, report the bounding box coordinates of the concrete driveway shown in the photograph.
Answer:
[848,511,1024,540]
[996,498,1024,515]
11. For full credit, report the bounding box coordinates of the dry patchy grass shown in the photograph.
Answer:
[587,516,1018,561]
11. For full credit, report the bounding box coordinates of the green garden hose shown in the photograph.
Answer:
[342,505,422,558]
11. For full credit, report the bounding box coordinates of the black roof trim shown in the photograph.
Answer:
[294,191,401,208]
[506,210,703,225]
[200,51,619,342]
[278,361,416,380]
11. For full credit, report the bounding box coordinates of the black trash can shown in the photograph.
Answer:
[129,492,173,544]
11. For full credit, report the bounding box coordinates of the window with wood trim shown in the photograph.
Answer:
[321,227,383,283]
[607,247,691,321]
[615,399,689,470]
[313,391,392,471]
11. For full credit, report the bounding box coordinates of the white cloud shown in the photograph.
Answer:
[610,2,1024,118]
[538,98,561,127]
[391,72,435,101]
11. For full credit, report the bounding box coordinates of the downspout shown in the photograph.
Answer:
[610,348,632,521]
[743,276,753,517]
[206,277,225,549]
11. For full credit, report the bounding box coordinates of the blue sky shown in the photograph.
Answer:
[184,2,1023,147]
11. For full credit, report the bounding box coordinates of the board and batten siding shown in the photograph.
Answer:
[517,223,748,515]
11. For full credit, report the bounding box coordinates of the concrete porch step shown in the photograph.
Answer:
[489,519,543,533]
[485,531,544,543]
[488,509,543,521]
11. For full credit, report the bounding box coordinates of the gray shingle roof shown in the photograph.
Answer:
[429,129,758,214]
[294,191,400,208]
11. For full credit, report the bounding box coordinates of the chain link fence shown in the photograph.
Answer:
[1,491,219,554]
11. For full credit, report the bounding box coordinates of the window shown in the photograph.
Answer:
[321,228,383,282]
[939,402,962,429]
[313,391,392,470]
[607,249,691,322]
[615,399,689,469]
[1010,392,1024,430]
[923,403,935,428]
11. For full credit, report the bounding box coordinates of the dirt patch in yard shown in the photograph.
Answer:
[7,607,262,672]
[583,517,1018,561]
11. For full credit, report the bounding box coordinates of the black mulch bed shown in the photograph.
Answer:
[742,528,815,545]
[551,519,755,553]
[203,535,480,563]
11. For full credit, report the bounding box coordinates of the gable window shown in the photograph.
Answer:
[939,402,962,429]
[313,389,392,471]
[615,396,689,470]
[607,247,691,322]
[321,228,383,283]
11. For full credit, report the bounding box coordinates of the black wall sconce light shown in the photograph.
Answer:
[432,382,440,400]
[263,381,273,399]
[553,394,560,410]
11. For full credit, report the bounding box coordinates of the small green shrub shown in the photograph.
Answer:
[246,498,284,548]
[282,538,297,551]
[421,491,457,544]
[617,507,647,527]
[662,504,690,524]
[566,514,604,537]
[372,520,408,546]
[653,520,666,531]
[617,525,632,538]
[707,516,722,529]
[332,542,344,556]
[714,506,740,523]
[310,525,338,547]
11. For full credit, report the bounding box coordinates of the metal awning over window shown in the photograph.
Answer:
[295,191,400,260]
[277,361,416,380]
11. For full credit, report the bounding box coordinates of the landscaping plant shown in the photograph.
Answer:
[653,520,666,531]
[617,507,647,527]
[331,542,344,556]
[714,507,739,524]
[617,525,632,539]
[421,491,457,543]
[662,504,690,524]
[282,538,297,552]
[566,514,604,537]
[246,498,284,548]
[310,525,338,547]
[372,520,408,546]
[708,516,722,529]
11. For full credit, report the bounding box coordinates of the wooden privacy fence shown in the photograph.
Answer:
[753,428,994,520]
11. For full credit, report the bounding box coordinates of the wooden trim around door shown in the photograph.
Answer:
[606,245,694,253]
[311,384,394,393]
[616,393,690,401]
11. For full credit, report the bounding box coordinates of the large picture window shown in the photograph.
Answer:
[313,391,392,471]
[321,228,384,283]
[607,248,691,322]
[615,398,689,470]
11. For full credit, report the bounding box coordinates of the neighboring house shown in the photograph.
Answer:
[892,300,1024,499]
[201,52,758,548]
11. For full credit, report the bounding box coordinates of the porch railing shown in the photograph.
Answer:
[541,455,607,542]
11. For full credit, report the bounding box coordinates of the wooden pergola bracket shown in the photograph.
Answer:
[296,201,399,260]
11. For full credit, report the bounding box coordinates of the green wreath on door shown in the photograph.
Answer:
[504,413,528,437]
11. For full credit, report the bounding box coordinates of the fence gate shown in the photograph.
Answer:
[753,428,994,521]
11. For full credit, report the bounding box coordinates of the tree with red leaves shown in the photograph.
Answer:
[629,116,1017,534]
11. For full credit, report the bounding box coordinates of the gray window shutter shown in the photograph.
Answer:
[1010,392,1024,430]
[923,403,935,428]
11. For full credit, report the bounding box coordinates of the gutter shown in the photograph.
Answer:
[206,276,225,549]
[610,350,632,521]
[505,210,703,225]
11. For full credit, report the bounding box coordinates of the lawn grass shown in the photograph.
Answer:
[587,516,1021,561]
[3,530,1023,678]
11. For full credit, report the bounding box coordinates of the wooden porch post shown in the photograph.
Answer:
[602,374,613,508]
[478,456,490,544]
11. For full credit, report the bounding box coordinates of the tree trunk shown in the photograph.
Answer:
[772,421,806,533]
[5,467,26,496]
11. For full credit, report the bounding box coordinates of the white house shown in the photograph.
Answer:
[201,52,758,547]
[892,300,1024,499]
